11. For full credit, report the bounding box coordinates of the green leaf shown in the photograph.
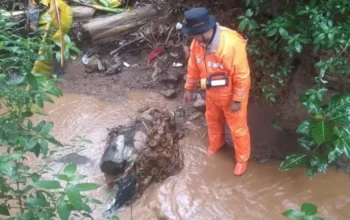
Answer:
[294,41,302,53]
[88,198,103,205]
[57,202,72,220]
[64,163,77,176]
[45,137,63,147]
[40,139,49,157]
[246,8,253,17]
[314,33,325,44]
[0,204,10,216]
[309,154,328,173]
[55,174,70,181]
[299,93,321,114]
[30,173,40,182]
[81,203,92,213]
[43,95,54,103]
[0,163,13,175]
[306,162,318,179]
[69,174,87,181]
[42,122,53,134]
[75,183,100,191]
[301,203,317,216]
[327,143,343,163]
[334,126,350,137]
[282,209,305,219]
[311,121,334,145]
[325,95,350,124]
[27,197,49,208]
[319,22,328,31]
[35,120,46,133]
[32,144,41,158]
[238,19,248,32]
[297,120,313,135]
[23,111,33,118]
[280,153,307,171]
[32,180,61,189]
[9,153,23,161]
[27,73,38,90]
[66,185,82,210]
[298,136,316,150]
[333,138,350,158]
[279,27,288,39]
[27,120,33,130]
[26,138,38,150]
[267,28,278,37]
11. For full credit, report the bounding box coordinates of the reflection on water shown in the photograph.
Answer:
[30,92,350,220]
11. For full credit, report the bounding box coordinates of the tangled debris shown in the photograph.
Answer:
[100,108,185,214]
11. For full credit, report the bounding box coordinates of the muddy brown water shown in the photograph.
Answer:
[29,91,350,220]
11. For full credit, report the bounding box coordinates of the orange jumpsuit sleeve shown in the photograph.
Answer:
[223,38,250,102]
[184,41,200,90]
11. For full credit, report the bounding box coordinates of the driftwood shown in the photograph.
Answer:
[82,4,159,44]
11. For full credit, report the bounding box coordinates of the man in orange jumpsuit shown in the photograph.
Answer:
[181,7,251,176]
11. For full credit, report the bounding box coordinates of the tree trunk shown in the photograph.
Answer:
[82,4,159,44]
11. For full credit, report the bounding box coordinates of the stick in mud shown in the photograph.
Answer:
[110,36,144,55]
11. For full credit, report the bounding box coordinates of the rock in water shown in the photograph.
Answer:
[101,109,184,214]
[160,89,177,99]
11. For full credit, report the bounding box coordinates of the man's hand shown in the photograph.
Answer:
[231,101,241,112]
[183,90,192,105]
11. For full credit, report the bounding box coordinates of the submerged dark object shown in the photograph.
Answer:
[113,174,137,210]
[100,108,185,213]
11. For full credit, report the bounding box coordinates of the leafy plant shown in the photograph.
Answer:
[280,87,350,178]
[0,11,102,220]
[282,203,324,220]
[239,0,350,103]
[31,0,81,77]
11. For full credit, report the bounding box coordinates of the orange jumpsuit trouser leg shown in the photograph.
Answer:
[224,94,251,163]
[205,98,226,154]
[206,93,251,175]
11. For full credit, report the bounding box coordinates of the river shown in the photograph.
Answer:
[32,92,350,220]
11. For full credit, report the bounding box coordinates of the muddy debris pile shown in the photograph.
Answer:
[100,108,185,213]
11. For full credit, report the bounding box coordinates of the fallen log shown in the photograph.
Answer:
[72,6,96,21]
[82,4,159,44]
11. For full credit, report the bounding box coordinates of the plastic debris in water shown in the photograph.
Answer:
[176,22,183,30]
[173,62,183,67]
[82,54,90,65]
[147,46,164,66]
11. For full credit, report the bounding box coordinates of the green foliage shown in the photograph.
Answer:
[0,11,102,220]
[282,203,324,220]
[239,0,350,102]
[280,87,350,178]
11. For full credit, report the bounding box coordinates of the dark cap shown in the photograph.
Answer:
[181,7,216,36]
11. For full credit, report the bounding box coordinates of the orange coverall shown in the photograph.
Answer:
[185,24,251,163]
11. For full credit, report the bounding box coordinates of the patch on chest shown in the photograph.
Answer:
[196,58,202,64]
[207,61,224,69]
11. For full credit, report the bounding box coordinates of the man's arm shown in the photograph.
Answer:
[223,38,250,102]
[184,41,200,90]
